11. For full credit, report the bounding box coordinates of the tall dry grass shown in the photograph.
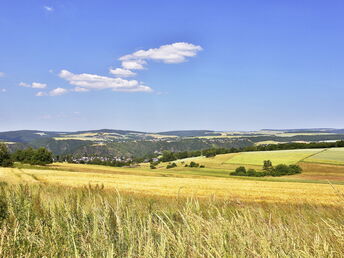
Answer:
[0,182,343,257]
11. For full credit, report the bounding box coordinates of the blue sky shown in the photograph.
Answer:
[0,0,343,132]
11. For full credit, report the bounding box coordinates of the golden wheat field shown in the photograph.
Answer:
[1,162,344,205]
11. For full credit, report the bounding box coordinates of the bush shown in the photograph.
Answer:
[189,161,200,168]
[272,164,290,176]
[247,169,257,176]
[236,166,246,174]
[288,164,302,174]
[166,163,177,169]
[150,164,156,169]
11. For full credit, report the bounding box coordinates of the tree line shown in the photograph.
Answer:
[0,143,53,167]
[230,160,302,177]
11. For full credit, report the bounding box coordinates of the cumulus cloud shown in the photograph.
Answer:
[107,42,202,88]
[49,88,68,96]
[109,68,136,77]
[59,69,152,92]
[119,42,202,66]
[121,60,146,70]
[19,82,47,89]
[52,42,201,95]
[44,6,54,12]
[0,72,5,77]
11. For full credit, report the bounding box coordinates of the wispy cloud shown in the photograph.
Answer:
[73,87,89,92]
[19,82,47,89]
[59,70,152,92]
[0,72,5,77]
[36,88,68,97]
[36,91,46,97]
[49,88,68,96]
[1,89,6,93]
[44,6,54,12]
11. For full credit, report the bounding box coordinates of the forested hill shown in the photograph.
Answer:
[1,128,344,158]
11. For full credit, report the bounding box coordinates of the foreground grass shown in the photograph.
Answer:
[0,183,343,257]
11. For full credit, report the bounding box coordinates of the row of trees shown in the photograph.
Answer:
[230,160,302,177]
[159,140,344,162]
[0,143,53,167]
[84,158,132,167]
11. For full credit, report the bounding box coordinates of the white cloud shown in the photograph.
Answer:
[110,42,202,82]
[36,91,46,97]
[109,68,136,77]
[32,82,47,89]
[19,82,47,89]
[49,87,68,96]
[59,69,152,92]
[121,60,147,70]
[119,42,202,65]
[0,72,5,77]
[1,89,6,93]
[44,6,54,12]
[56,42,201,94]
[73,87,89,92]
[19,82,30,87]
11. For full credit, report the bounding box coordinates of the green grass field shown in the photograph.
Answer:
[304,147,344,165]
[224,149,323,165]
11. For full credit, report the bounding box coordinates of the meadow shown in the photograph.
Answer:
[224,149,323,165]
[304,147,344,165]
[1,148,344,256]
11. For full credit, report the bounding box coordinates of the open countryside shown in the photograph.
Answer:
[1,147,344,204]
[2,0,344,256]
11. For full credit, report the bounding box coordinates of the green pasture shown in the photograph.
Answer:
[304,147,344,165]
[225,149,323,165]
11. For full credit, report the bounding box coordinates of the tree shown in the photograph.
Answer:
[263,160,273,171]
[272,164,290,176]
[160,151,176,162]
[234,166,246,176]
[0,143,13,167]
[30,148,53,165]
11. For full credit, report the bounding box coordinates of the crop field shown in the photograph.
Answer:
[1,159,344,256]
[304,147,344,165]
[224,149,323,165]
[1,162,344,205]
